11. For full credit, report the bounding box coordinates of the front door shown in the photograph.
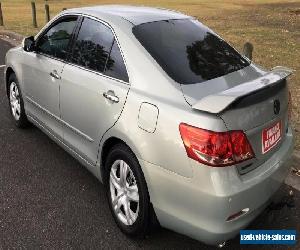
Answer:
[23,16,78,139]
[60,17,130,165]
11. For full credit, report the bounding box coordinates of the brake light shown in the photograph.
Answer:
[179,123,254,167]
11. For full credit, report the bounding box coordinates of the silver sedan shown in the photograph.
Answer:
[4,5,294,246]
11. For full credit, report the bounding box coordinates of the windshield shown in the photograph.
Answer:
[132,19,250,85]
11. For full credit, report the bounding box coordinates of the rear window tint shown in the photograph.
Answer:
[133,19,250,85]
[104,39,129,82]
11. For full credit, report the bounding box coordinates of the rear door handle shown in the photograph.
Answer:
[50,70,61,80]
[103,90,119,103]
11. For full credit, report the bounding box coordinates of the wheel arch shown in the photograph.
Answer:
[5,66,15,96]
[99,134,160,228]
[101,137,125,171]
[99,134,142,184]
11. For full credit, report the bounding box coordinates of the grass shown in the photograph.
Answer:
[0,0,300,149]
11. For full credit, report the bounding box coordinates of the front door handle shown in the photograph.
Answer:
[50,70,61,80]
[103,90,119,103]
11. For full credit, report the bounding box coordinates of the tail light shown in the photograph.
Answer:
[288,91,292,121]
[179,123,254,167]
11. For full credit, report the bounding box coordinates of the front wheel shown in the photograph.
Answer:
[8,74,29,128]
[105,144,151,238]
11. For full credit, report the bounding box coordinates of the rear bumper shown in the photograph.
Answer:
[139,126,294,245]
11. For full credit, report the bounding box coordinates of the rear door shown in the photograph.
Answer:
[60,17,130,165]
[23,16,78,139]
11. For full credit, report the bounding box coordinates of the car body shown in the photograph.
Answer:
[4,5,294,246]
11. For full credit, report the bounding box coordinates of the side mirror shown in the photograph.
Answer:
[22,36,35,52]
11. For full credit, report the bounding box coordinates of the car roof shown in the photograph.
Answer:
[66,5,190,25]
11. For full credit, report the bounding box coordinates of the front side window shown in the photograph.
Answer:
[36,17,77,60]
[133,19,250,85]
[70,18,114,73]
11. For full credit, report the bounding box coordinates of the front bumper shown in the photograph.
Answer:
[139,126,294,245]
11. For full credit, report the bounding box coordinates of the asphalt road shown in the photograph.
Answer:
[0,39,299,249]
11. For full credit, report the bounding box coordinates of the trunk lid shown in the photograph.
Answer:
[181,65,293,174]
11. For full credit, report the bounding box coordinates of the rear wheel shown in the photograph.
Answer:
[105,143,151,237]
[8,74,29,128]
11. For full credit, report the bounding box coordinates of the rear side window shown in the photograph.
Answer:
[133,19,250,85]
[70,17,114,73]
[37,17,77,60]
[104,39,129,82]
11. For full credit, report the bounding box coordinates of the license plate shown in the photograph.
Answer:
[262,120,282,154]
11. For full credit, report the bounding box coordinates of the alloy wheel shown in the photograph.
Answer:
[9,82,21,121]
[109,159,139,226]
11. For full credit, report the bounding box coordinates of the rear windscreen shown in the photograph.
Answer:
[132,19,250,85]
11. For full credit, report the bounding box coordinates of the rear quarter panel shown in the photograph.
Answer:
[100,93,228,179]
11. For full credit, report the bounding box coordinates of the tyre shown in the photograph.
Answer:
[8,73,29,128]
[105,143,151,238]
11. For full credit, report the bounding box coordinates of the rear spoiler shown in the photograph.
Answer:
[192,66,293,114]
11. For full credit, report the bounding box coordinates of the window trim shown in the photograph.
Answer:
[34,13,130,85]
[68,15,130,84]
